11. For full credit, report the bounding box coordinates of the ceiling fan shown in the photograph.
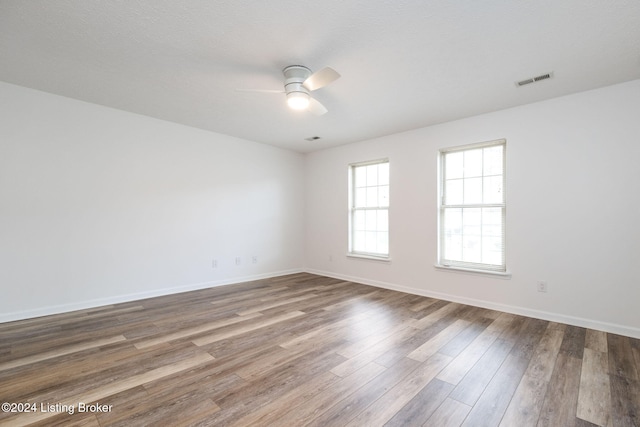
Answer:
[240,65,340,115]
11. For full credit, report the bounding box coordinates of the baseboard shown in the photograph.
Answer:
[305,268,640,339]
[5,267,639,339]
[0,268,304,324]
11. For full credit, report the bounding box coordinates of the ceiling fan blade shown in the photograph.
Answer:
[303,67,340,91]
[235,88,284,93]
[308,97,328,115]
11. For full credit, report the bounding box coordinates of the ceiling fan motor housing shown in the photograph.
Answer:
[283,65,312,96]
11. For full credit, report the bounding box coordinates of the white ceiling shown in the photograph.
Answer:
[1,1,639,153]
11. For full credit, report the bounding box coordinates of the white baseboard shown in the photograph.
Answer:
[0,268,304,324]
[305,268,640,339]
[4,267,639,340]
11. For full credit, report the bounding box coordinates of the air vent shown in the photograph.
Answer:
[516,72,553,87]
[305,136,321,141]
[516,78,534,87]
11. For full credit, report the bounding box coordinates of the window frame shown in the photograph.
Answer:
[348,158,390,260]
[437,139,507,274]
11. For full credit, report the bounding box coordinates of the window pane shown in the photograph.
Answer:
[377,232,389,254]
[365,231,377,252]
[483,224,502,238]
[443,208,462,261]
[462,208,481,262]
[379,185,389,207]
[353,210,365,231]
[482,207,502,229]
[365,210,377,231]
[483,145,503,176]
[483,175,503,204]
[462,208,481,234]
[464,149,483,177]
[377,209,388,232]
[355,188,366,207]
[482,236,503,265]
[463,233,482,263]
[354,231,365,251]
[446,152,463,179]
[444,207,463,229]
[445,233,462,260]
[483,208,504,255]
[355,166,367,187]
[378,163,389,185]
[366,164,378,186]
[366,187,378,207]
[445,179,463,205]
[463,177,482,204]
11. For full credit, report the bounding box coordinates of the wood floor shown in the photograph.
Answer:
[1,273,638,427]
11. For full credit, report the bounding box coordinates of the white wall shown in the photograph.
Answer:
[3,79,639,338]
[0,82,305,321]
[305,79,640,338]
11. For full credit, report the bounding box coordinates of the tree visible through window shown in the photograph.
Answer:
[349,159,389,258]
[439,140,506,272]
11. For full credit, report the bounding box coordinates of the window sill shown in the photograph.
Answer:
[434,263,511,278]
[347,253,391,262]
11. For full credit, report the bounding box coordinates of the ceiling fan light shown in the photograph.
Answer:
[286,92,310,110]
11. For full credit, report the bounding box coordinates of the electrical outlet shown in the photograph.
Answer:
[252,256,257,264]
[537,281,548,293]
[212,259,218,268]
[235,257,241,266]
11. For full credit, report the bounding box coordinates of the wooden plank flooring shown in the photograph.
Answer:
[0,273,638,426]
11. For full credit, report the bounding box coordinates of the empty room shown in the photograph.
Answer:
[1,1,639,426]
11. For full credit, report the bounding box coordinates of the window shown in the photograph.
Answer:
[439,140,506,272]
[349,159,389,258]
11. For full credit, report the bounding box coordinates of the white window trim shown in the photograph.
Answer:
[348,158,390,259]
[437,139,507,274]
[434,263,511,277]
[347,253,392,262]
